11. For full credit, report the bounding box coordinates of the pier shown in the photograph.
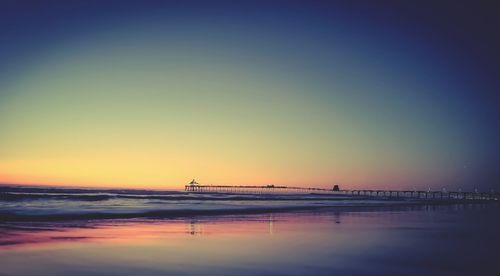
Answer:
[184,181,500,201]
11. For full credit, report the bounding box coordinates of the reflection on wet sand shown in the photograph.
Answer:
[0,212,305,250]
[1,204,499,276]
[0,209,310,249]
[187,219,204,236]
[0,204,486,250]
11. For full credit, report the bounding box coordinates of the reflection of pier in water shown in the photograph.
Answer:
[186,219,204,236]
[185,214,277,236]
[185,182,500,201]
[268,214,274,235]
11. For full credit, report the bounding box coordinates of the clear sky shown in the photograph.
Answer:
[1,0,499,190]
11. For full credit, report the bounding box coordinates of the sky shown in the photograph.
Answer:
[0,0,499,191]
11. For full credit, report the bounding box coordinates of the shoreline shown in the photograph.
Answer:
[1,200,497,223]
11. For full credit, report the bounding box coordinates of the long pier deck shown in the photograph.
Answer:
[185,185,500,201]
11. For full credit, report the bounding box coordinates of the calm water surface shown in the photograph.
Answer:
[1,204,499,276]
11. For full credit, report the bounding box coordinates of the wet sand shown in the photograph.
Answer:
[1,204,499,275]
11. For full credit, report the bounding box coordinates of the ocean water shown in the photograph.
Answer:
[1,186,499,275]
[0,185,415,221]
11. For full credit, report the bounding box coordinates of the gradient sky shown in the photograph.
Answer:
[1,0,499,190]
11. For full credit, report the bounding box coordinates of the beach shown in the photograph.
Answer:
[1,186,499,275]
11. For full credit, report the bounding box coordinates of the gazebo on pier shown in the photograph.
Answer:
[185,179,199,192]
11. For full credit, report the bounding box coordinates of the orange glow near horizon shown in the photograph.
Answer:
[0,156,447,191]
